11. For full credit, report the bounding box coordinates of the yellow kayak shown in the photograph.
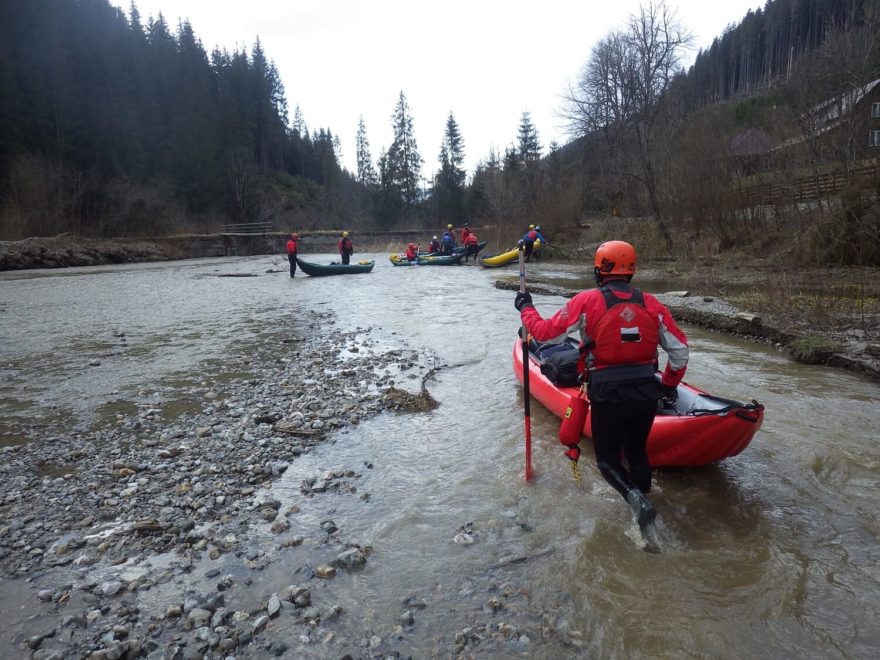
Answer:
[479,240,541,268]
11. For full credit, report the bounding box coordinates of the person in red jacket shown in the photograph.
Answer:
[460,223,472,244]
[515,240,689,533]
[404,242,419,262]
[338,231,354,265]
[520,226,539,262]
[286,232,299,278]
[463,227,480,262]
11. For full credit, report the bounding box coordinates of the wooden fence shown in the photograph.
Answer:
[737,163,879,206]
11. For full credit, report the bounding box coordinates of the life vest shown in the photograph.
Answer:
[464,233,478,245]
[339,238,353,253]
[286,239,297,254]
[405,245,418,261]
[441,233,454,248]
[429,240,440,252]
[524,230,538,242]
[587,287,659,381]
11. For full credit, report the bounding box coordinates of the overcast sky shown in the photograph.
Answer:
[116,0,764,177]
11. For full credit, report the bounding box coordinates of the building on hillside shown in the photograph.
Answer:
[786,78,880,160]
[734,79,880,208]
[870,92,880,149]
[730,128,777,175]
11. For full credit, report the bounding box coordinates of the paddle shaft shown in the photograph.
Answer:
[518,246,534,481]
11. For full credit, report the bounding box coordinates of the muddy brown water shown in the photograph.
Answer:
[1,255,879,658]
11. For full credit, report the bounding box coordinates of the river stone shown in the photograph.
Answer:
[134,519,162,532]
[268,641,288,656]
[252,614,269,633]
[100,580,124,596]
[333,548,366,569]
[453,532,476,545]
[187,608,211,627]
[315,565,336,579]
[267,594,281,617]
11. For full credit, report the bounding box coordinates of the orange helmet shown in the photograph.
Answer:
[594,240,637,278]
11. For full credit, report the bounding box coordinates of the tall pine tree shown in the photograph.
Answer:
[385,91,423,213]
[355,116,377,186]
[433,112,466,222]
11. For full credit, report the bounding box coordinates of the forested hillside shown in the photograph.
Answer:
[539,0,880,265]
[683,0,874,107]
[1,0,878,268]
[0,0,356,239]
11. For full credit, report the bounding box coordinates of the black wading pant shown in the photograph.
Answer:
[288,253,297,277]
[590,400,657,499]
[341,252,351,265]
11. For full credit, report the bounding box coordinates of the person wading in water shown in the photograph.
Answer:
[286,232,299,277]
[514,240,689,536]
[338,231,354,265]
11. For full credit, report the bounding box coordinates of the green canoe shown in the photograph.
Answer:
[296,257,375,276]
[421,240,488,257]
[417,252,465,266]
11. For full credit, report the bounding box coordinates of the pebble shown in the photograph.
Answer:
[0,311,445,658]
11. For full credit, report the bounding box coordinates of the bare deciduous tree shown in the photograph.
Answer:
[562,1,691,251]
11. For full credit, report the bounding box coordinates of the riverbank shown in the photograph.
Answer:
[0,232,432,271]
[494,261,880,383]
[0,307,457,657]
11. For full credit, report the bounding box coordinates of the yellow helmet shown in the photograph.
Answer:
[528,224,535,230]
[342,231,349,237]
[447,224,453,229]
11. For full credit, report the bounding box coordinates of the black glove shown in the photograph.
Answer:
[660,384,678,406]
[514,290,533,312]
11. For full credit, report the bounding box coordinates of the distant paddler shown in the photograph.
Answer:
[286,232,299,278]
[338,231,354,265]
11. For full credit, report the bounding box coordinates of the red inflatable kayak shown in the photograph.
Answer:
[512,340,764,467]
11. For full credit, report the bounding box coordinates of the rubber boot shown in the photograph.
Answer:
[626,488,656,531]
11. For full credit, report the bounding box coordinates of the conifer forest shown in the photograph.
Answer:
[0,0,878,265]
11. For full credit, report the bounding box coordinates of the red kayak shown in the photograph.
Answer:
[512,340,764,467]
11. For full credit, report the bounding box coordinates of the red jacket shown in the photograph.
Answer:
[338,238,353,254]
[286,239,298,254]
[520,281,688,388]
[464,232,478,245]
[405,245,418,261]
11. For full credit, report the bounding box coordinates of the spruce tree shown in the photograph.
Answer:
[517,111,542,166]
[355,116,377,186]
[386,91,423,211]
[433,112,466,222]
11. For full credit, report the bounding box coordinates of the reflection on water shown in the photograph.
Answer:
[2,255,880,656]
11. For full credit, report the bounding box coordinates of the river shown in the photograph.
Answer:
[1,253,879,658]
